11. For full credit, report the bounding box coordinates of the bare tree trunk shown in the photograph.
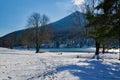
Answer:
[36,44,40,53]
[35,28,40,53]
[119,37,120,60]
[102,43,105,54]
[95,41,100,55]
[92,41,100,59]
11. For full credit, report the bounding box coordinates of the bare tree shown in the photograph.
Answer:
[27,13,49,53]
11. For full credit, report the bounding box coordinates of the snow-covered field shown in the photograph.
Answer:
[0,47,120,80]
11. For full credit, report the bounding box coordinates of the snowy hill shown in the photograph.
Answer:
[0,47,120,80]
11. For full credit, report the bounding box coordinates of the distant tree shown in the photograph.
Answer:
[27,13,49,53]
[21,28,34,50]
[0,37,3,47]
[4,33,16,49]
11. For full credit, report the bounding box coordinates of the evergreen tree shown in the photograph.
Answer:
[85,0,120,59]
[95,0,120,59]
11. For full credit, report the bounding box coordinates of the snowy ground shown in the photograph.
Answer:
[0,47,120,80]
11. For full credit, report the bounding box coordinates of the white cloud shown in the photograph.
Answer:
[55,0,85,13]
[72,0,84,6]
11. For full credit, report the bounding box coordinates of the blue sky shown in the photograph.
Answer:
[0,0,84,37]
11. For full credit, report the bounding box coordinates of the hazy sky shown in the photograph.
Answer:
[0,0,84,37]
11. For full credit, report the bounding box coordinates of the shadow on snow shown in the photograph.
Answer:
[55,60,120,80]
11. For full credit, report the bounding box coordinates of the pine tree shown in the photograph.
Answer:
[94,0,120,59]
[85,0,120,59]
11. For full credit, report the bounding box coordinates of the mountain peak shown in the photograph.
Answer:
[51,11,86,30]
[73,10,81,14]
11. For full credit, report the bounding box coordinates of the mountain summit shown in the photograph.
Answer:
[50,11,86,30]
